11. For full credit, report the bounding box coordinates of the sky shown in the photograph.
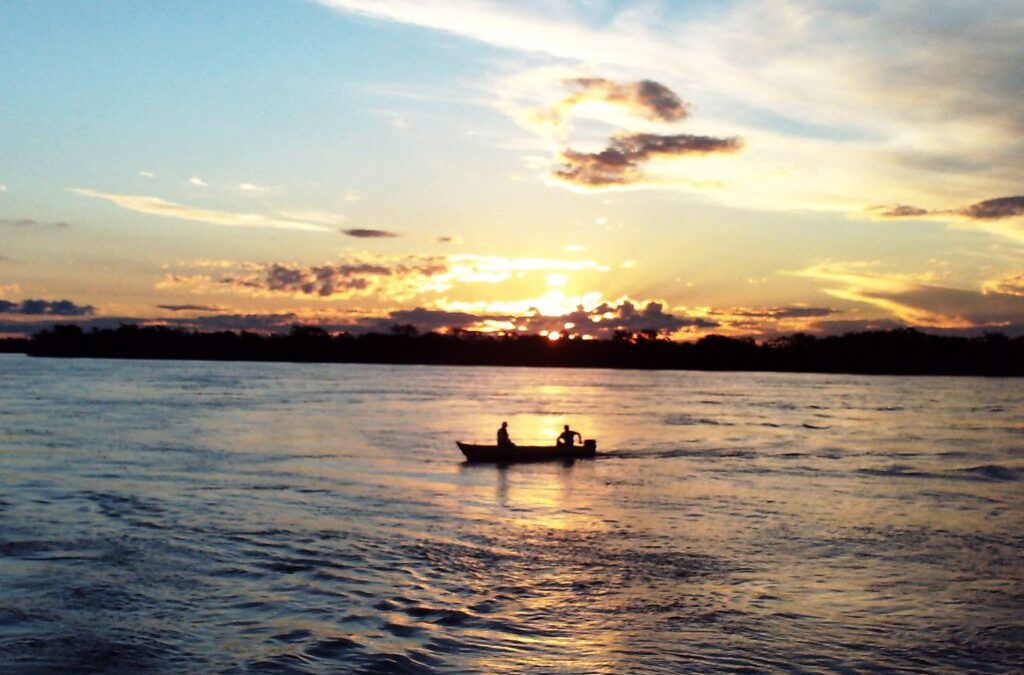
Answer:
[2,0,1023,339]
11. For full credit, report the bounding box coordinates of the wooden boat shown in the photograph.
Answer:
[457,439,597,463]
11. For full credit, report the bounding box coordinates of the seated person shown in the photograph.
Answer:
[497,421,515,447]
[556,424,582,447]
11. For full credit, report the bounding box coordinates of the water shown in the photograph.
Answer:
[1,354,1022,673]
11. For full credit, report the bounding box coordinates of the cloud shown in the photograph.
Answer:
[957,196,1024,220]
[0,298,95,316]
[721,306,837,320]
[0,313,312,337]
[554,132,742,187]
[804,318,910,336]
[361,298,717,338]
[982,271,1024,297]
[0,184,7,192]
[0,218,69,228]
[139,171,155,178]
[437,235,462,244]
[216,256,449,300]
[157,304,225,312]
[321,1,1024,217]
[870,204,931,218]
[366,307,488,333]
[238,183,270,192]
[535,77,688,129]
[873,195,1024,221]
[277,209,345,225]
[869,195,1024,242]
[343,189,363,202]
[160,254,604,305]
[793,261,1024,329]
[189,177,208,187]
[340,228,400,238]
[71,188,334,232]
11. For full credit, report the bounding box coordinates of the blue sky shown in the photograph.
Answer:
[2,1,1023,337]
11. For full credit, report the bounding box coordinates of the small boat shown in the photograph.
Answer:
[457,439,597,463]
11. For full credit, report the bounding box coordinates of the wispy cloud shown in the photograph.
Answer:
[156,304,225,312]
[870,195,1024,242]
[872,195,1024,221]
[982,271,1024,297]
[792,261,1024,329]
[189,176,208,187]
[277,209,346,225]
[71,188,334,232]
[139,171,155,178]
[238,183,270,192]
[0,218,69,228]
[319,1,1024,215]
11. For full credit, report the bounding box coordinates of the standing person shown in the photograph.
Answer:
[557,424,582,448]
[497,421,515,447]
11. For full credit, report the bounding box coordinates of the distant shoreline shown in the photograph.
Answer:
[5,324,1021,377]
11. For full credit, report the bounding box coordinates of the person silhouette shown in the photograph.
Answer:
[556,424,582,448]
[497,421,515,447]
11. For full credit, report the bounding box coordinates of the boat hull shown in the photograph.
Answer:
[457,440,596,463]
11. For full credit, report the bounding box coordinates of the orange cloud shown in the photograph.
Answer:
[792,261,1024,329]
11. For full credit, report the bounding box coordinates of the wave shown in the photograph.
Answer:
[663,414,732,426]
[956,464,1020,482]
[858,463,1020,482]
[611,446,758,460]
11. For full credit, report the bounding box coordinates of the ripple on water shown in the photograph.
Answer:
[1,359,1021,672]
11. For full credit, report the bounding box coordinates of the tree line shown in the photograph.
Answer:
[9,323,1022,376]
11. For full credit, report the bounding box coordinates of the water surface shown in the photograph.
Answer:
[1,355,1022,672]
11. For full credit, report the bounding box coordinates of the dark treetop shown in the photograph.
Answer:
[14,324,1023,376]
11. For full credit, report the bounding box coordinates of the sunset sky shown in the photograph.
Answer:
[3,1,1023,339]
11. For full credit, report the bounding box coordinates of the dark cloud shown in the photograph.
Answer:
[520,300,717,337]
[221,258,448,298]
[436,236,455,243]
[185,313,302,332]
[366,307,492,333]
[957,196,1024,220]
[871,204,930,218]
[157,304,224,312]
[353,300,715,338]
[0,313,317,337]
[860,283,1024,328]
[555,132,742,186]
[723,306,838,319]
[565,77,689,122]
[0,218,69,228]
[806,318,909,335]
[873,195,1024,221]
[340,228,399,238]
[0,299,94,316]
